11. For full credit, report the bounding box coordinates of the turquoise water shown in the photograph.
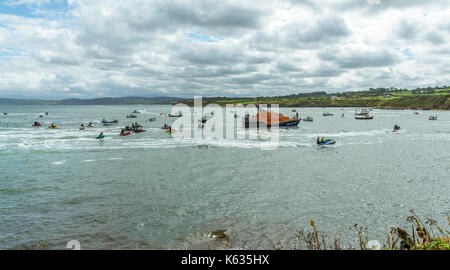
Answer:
[0,105,449,249]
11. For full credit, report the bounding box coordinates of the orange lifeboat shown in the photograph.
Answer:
[244,110,300,128]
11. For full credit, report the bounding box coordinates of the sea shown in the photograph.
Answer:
[0,105,449,249]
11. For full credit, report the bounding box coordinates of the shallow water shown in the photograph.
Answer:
[0,105,449,249]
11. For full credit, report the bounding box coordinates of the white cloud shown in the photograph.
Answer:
[0,0,449,98]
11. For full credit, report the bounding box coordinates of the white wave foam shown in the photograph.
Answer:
[52,160,66,165]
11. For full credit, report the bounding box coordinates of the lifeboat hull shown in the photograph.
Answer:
[245,118,300,128]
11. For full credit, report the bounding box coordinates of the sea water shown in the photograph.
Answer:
[0,105,449,249]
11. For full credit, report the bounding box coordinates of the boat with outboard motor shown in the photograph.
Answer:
[101,119,119,126]
[169,112,183,117]
[303,116,313,122]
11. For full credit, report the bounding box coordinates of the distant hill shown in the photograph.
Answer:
[0,96,185,105]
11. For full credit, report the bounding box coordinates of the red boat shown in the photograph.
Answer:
[120,132,132,136]
[32,122,42,127]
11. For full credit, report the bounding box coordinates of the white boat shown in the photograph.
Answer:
[429,115,437,120]
[169,112,183,117]
[355,108,369,116]
[355,114,374,120]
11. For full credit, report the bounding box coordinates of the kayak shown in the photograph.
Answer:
[161,127,171,130]
[120,132,132,136]
[165,129,177,133]
[32,124,42,127]
[317,139,336,145]
[48,126,59,129]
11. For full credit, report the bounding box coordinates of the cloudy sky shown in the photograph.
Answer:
[0,0,449,99]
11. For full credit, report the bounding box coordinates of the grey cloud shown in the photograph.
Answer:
[425,31,445,45]
[397,20,420,40]
[319,49,398,68]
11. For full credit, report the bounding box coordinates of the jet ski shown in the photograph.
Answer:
[317,139,336,145]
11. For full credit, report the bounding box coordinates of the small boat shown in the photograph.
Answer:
[132,110,141,114]
[101,119,119,126]
[126,114,137,118]
[317,139,336,145]
[429,115,437,120]
[244,110,300,128]
[3,112,7,115]
[32,122,42,127]
[292,109,297,112]
[120,131,132,136]
[393,125,400,132]
[169,112,183,117]
[303,116,313,122]
[323,112,334,116]
[148,117,156,122]
[165,129,177,133]
[355,114,374,120]
[79,127,85,130]
[39,115,43,118]
[355,108,369,116]
[414,112,419,115]
[48,126,59,129]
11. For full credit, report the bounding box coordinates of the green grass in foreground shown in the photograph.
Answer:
[286,210,450,250]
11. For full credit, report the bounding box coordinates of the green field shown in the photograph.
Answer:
[186,88,450,110]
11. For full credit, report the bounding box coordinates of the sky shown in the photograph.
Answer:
[0,0,449,99]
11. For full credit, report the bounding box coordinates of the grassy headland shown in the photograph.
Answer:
[186,87,450,110]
